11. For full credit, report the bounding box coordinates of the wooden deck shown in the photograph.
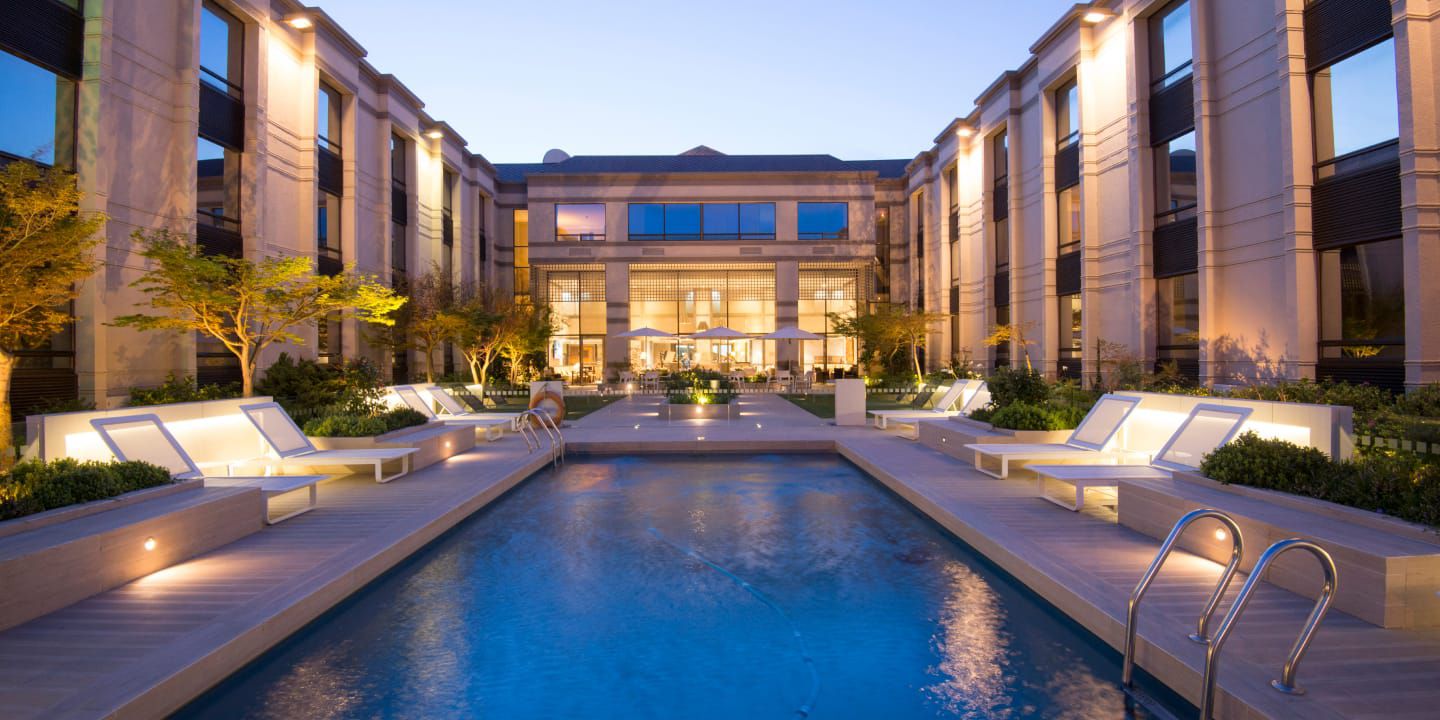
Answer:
[0,394,1436,718]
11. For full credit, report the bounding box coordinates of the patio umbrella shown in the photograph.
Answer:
[691,326,748,369]
[616,327,675,370]
[761,326,822,372]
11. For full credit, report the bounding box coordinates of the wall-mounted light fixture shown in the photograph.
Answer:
[425,128,444,140]
[956,125,975,139]
[283,14,313,30]
[1081,8,1115,24]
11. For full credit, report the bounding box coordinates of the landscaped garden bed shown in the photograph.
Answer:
[0,458,176,522]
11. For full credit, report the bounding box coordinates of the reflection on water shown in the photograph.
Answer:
[177,455,1155,719]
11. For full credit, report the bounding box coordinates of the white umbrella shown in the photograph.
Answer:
[691,327,748,369]
[616,327,675,371]
[762,326,822,372]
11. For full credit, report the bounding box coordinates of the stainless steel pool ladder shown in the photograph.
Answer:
[516,409,565,467]
[1123,509,1340,720]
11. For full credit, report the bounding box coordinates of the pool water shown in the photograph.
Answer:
[177,455,1174,719]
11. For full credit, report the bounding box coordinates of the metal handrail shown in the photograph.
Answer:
[513,413,540,453]
[1199,538,1338,720]
[517,409,564,467]
[1123,508,1245,688]
[531,408,565,465]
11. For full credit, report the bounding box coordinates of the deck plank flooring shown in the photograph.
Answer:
[0,394,1434,718]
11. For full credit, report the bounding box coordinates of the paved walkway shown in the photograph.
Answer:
[0,394,1436,718]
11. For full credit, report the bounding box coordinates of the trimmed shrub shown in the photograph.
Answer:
[302,408,429,438]
[986,367,1050,409]
[380,408,429,432]
[128,372,239,407]
[1397,384,1440,418]
[988,401,1069,432]
[255,353,385,423]
[0,458,174,521]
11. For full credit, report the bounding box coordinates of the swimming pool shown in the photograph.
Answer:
[178,455,1178,718]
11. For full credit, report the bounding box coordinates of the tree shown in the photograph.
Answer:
[831,303,948,382]
[0,162,105,466]
[447,286,508,390]
[113,230,406,396]
[984,320,1038,371]
[400,265,462,382]
[500,302,556,383]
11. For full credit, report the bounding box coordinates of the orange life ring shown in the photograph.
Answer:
[528,390,566,426]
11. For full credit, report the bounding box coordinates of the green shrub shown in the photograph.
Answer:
[128,372,239,407]
[256,353,385,423]
[301,407,429,437]
[1397,384,1440,418]
[380,407,429,432]
[0,458,174,521]
[1200,432,1440,527]
[988,401,1069,431]
[986,367,1050,409]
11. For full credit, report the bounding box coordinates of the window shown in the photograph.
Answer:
[992,131,1009,270]
[317,191,341,256]
[628,267,777,370]
[1057,186,1081,254]
[1149,0,1192,89]
[798,269,860,371]
[947,164,959,210]
[556,203,605,241]
[875,207,891,298]
[1058,294,1082,378]
[196,136,240,233]
[1055,79,1079,149]
[1312,38,1399,178]
[317,81,341,153]
[200,3,242,98]
[513,209,530,298]
[993,304,1011,368]
[390,134,406,274]
[797,202,848,241]
[627,203,775,241]
[1318,237,1405,360]
[0,49,77,166]
[441,169,456,281]
[1154,131,1197,224]
[1157,273,1199,352]
[543,271,606,383]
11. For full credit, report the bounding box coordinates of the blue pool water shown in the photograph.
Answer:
[177,455,1176,719]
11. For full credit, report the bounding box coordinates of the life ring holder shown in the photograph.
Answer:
[528,390,566,427]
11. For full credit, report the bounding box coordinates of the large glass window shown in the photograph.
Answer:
[0,51,76,166]
[390,134,407,275]
[317,82,341,153]
[1058,294,1082,377]
[317,191,341,256]
[1312,38,1399,177]
[200,2,242,98]
[513,209,530,298]
[798,202,848,241]
[556,203,605,241]
[1149,0,1192,89]
[544,271,606,383]
[627,203,775,241]
[993,131,1009,270]
[1157,273,1199,352]
[196,137,240,233]
[875,207,891,298]
[798,270,860,372]
[1055,79,1079,149]
[628,268,777,370]
[1154,131,1197,225]
[1319,238,1405,360]
[1057,186,1081,254]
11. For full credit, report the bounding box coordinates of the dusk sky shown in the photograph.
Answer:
[323,0,1077,163]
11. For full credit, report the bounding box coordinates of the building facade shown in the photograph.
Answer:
[2,0,1437,417]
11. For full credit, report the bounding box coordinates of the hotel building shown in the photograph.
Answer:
[1,0,1436,416]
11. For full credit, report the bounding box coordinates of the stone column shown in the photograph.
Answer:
[604,261,630,381]
[775,261,799,369]
[1396,1,1440,387]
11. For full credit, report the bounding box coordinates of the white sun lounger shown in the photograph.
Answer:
[393,386,511,441]
[964,394,1144,479]
[90,414,329,524]
[428,386,526,430]
[869,380,987,431]
[240,402,418,483]
[1029,404,1254,511]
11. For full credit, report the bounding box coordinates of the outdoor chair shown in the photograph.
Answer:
[964,394,1145,479]
[240,402,418,483]
[392,386,513,440]
[1027,404,1253,511]
[427,386,526,432]
[90,414,328,524]
[870,380,987,431]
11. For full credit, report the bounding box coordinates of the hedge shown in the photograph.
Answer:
[302,407,429,437]
[0,459,175,521]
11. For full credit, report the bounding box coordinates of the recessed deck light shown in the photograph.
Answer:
[144,537,157,551]
[1214,528,1228,542]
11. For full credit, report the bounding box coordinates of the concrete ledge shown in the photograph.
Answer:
[1119,475,1440,628]
[309,423,475,471]
[918,418,1070,459]
[0,485,263,632]
[0,479,203,540]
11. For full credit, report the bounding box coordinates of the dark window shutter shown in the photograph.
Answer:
[1055,143,1080,190]
[318,147,342,196]
[1149,77,1194,145]
[1056,250,1082,296]
[196,224,243,258]
[1312,158,1401,250]
[1153,218,1198,278]
[0,0,83,78]
[198,83,244,151]
[1304,0,1392,72]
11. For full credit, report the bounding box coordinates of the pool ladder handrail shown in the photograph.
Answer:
[516,409,565,467]
[1123,508,1246,688]
[1198,538,1338,720]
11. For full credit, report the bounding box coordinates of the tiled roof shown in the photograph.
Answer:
[493,154,910,183]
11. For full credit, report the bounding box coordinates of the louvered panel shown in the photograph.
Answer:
[1313,159,1401,250]
[1056,250,1081,296]
[1154,218,1198,278]
[1055,143,1080,190]
[317,147,342,196]
[1317,359,1404,392]
[317,254,343,277]
[1149,76,1194,145]
[197,356,242,389]
[1304,0,1392,72]
[198,84,244,151]
[8,368,77,421]
[0,0,83,78]
[196,223,242,258]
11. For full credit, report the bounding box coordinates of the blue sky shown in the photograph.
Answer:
[324,0,1077,163]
